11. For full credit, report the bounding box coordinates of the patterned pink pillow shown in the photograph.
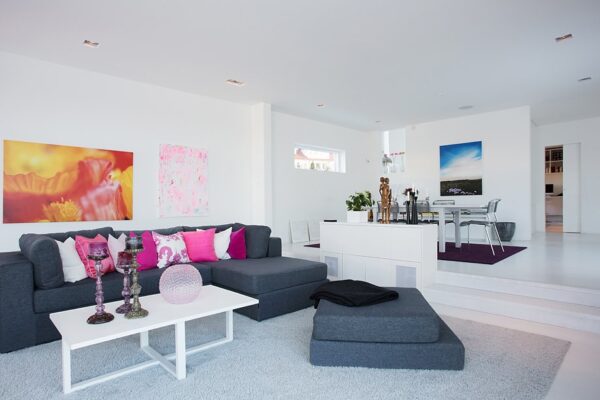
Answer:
[133,231,158,271]
[182,229,218,262]
[74,235,116,278]
[152,231,190,268]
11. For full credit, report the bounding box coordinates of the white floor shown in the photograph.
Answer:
[437,232,600,290]
[283,233,600,399]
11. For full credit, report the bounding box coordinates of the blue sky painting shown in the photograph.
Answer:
[440,141,483,196]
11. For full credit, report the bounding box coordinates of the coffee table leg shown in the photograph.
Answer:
[175,321,186,380]
[140,330,149,348]
[62,339,72,394]
[226,310,233,340]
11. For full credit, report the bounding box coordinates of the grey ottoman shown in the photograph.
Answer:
[310,288,465,370]
[313,288,440,343]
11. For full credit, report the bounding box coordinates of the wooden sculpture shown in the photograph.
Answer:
[379,177,392,224]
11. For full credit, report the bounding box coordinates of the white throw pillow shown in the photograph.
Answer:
[108,233,127,273]
[197,227,232,259]
[56,238,87,283]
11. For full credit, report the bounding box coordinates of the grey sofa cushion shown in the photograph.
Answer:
[267,237,282,257]
[33,263,212,314]
[313,288,440,343]
[115,226,183,237]
[209,257,327,295]
[182,224,234,233]
[233,223,271,259]
[19,234,64,289]
[43,226,115,242]
[19,227,115,289]
[310,317,464,370]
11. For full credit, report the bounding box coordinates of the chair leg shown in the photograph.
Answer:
[467,225,470,244]
[484,226,495,256]
[492,223,504,252]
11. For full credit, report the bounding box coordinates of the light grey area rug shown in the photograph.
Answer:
[0,309,569,400]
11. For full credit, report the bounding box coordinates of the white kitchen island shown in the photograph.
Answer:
[320,222,438,290]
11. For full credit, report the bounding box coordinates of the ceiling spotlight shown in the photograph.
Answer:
[578,76,592,82]
[316,104,326,108]
[458,105,474,110]
[83,40,100,48]
[225,79,245,87]
[375,120,382,123]
[555,33,573,43]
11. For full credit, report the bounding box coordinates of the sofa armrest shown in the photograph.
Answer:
[267,237,282,257]
[0,252,36,353]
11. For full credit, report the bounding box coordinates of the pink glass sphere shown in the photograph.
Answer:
[159,264,203,304]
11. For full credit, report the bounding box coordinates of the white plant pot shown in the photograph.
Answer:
[347,210,369,223]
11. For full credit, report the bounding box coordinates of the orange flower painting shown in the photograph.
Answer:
[3,140,133,223]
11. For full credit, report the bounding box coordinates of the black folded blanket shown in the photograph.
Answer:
[310,280,399,308]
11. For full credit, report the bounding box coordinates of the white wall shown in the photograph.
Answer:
[401,106,532,240]
[532,116,600,233]
[271,112,378,243]
[0,52,254,251]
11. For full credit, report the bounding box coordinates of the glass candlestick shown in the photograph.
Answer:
[115,252,133,314]
[86,243,114,324]
[125,236,149,319]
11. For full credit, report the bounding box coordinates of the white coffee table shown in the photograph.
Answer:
[50,285,258,394]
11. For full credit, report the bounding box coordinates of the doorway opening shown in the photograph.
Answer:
[545,146,563,232]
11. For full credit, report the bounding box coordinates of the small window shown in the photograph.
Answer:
[294,145,345,173]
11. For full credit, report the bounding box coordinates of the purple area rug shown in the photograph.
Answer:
[438,242,526,265]
[304,243,321,248]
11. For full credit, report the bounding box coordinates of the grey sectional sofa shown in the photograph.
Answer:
[0,223,328,353]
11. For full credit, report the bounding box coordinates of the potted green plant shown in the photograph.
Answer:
[346,191,373,223]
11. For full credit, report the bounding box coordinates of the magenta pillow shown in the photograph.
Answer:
[133,231,158,271]
[182,229,218,262]
[74,235,115,278]
[227,227,247,259]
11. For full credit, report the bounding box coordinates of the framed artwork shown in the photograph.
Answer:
[3,140,133,223]
[439,141,483,196]
[159,144,208,217]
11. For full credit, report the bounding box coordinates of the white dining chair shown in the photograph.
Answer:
[459,199,504,255]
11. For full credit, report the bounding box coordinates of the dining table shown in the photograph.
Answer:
[429,204,488,253]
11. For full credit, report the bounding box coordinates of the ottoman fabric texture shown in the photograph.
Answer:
[313,288,440,343]
[310,287,465,370]
[310,317,465,370]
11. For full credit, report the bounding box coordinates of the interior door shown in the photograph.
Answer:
[563,143,581,233]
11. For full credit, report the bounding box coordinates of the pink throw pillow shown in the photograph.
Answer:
[182,229,218,262]
[153,231,191,268]
[75,235,116,279]
[132,231,159,271]
[227,227,247,259]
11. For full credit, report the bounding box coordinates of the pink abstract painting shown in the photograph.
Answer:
[159,144,208,217]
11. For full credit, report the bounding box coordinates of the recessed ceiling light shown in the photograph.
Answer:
[316,104,326,108]
[458,105,474,110]
[225,79,245,87]
[375,120,382,123]
[555,33,573,42]
[83,40,100,48]
[578,76,592,82]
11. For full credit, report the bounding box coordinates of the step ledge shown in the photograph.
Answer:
[435,271,600,307]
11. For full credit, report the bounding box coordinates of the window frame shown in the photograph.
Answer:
[293,144,346,174]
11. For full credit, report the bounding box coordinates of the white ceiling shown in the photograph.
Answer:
[1,0,599,130]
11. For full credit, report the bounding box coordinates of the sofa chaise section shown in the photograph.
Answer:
[209,257,328,321]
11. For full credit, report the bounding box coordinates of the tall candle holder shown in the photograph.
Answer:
[86,242,114,324]
[115,252,133,314]
[125,235,149,319]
